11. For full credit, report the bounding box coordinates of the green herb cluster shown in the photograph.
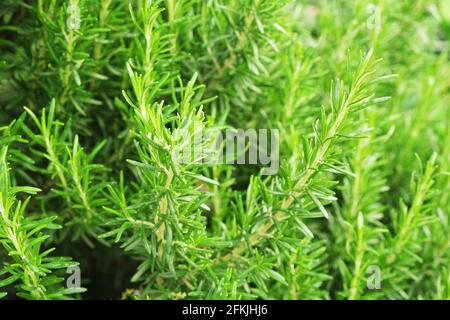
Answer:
[0,0,449,300]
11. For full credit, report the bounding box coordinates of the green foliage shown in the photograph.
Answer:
[0,0,449,300]
[0,147,85,299]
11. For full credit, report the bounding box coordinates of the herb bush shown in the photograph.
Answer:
[0,0,449,300]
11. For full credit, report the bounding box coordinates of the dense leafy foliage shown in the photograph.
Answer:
[0,0,449,299]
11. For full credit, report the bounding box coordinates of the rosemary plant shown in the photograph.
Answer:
[0,0,448,300]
